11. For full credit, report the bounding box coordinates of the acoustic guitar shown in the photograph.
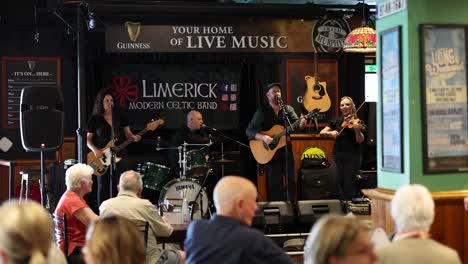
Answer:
[249,109,319,164]
[303,52,331,113]
[87,118,164,176]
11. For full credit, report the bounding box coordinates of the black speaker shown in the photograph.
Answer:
[297,199,342,223]
[20,86,64,151]
[253,201,294,225]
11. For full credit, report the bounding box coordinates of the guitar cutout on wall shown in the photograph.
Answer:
[303,52,331,113]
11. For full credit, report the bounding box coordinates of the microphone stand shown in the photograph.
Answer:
[109,107,117,198]
[277,98,294,203]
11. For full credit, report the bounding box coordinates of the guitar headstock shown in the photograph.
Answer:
[147,119,164,131]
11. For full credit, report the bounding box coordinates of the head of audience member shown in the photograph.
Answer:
[213,176,258,226]
[0,201,53,264]
[265,82,282,106]
[117,170,143,197]
[83,215,145,264]
[391,184,435,234]
[304,215,377,264]
[92,89,115,116]
[65,163,94,196]
[187,110,203,131]
[339,96,357,117]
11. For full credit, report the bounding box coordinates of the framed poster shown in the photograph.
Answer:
[286,59,339,127]
[1,57,61,129]
[420,25,468,173]
[380,26,403,172]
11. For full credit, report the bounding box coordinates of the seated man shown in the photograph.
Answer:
[184,176,295,264]
[377,184,461,264]
[99,170,174,264]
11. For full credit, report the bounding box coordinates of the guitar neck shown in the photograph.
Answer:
[114,128,148,153]
[276,118,301,138]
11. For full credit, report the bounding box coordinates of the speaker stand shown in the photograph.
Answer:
[39,145,53,211]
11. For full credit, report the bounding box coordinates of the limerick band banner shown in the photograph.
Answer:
[102,64,241,130]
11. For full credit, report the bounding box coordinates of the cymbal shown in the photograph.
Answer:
[209,158,236,164]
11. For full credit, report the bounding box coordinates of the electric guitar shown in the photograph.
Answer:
[249,109,319,164]
[303,52,331,113]
[87,119,164,176]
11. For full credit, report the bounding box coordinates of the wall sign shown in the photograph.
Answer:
[1,57,61,129]
[420,25,468,173]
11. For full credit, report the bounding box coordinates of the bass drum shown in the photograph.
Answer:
[159,178,209,219]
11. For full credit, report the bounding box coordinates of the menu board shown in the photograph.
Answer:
[1,57,61,129]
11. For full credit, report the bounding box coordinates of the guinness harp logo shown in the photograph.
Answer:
[27,60,36,72]
[125,21,141,42]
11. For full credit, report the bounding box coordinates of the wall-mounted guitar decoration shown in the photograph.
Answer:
[303,52,330,113]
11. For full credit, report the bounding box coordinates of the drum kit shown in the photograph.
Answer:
[136,137,235,221]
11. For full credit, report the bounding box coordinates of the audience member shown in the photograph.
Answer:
[184,176,295,264]
[99,170,174,263]
[377,184,461,264]
[304,214,377,264]
[82,215,145,264]
[0,200,67,264]
[55,163,99,263]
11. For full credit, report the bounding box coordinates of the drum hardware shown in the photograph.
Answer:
[189,168,213,220]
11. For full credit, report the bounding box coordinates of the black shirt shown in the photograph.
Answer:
[87,111,129,148]
[328,117,364,157]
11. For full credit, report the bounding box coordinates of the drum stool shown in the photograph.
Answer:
[18,169,41,204]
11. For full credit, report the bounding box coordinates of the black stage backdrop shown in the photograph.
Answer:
[102,64,241,130]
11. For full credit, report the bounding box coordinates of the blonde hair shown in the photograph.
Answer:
[0,201,53,264]
[340,96,357,114]
[304,215,368,264]
[85,215,145,264]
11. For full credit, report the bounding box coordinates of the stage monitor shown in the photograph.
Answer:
[297,199,342,223]
[253,201,294,225]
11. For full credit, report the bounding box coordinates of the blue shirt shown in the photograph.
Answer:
[184,215,295,264]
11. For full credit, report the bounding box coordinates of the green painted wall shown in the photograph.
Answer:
[376,0,468,191]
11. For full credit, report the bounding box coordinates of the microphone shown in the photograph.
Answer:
[201,124,218,132]
[274,94,282,102]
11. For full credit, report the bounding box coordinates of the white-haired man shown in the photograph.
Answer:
[99,170,173,264]
[377,184,461,264]
[184,176,295,264]
[55,163,100,261]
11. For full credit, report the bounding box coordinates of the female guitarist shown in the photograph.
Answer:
[246,83,307,202]
[320,96,365,200]
[86,89,141,207]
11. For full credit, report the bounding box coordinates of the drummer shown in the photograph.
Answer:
[170,110,211,175]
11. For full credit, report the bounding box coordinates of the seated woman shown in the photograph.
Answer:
[0,200,67,264]
[304,215,377,264]
[82,215,145,264]
[55,163,99,263]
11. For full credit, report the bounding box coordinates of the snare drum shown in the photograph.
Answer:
[159,178,209,219]
[186,149,209,177]
[137,162,171,191]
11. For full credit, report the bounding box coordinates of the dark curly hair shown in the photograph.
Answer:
[92,89,114,116]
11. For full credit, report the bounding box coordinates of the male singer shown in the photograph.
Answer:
[246,83,306,201]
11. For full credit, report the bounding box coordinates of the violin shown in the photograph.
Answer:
[341,115,363,129]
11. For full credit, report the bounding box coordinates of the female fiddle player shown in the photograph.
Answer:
[320,96,365,200]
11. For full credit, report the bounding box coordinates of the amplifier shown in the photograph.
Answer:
[346,198,371,215]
